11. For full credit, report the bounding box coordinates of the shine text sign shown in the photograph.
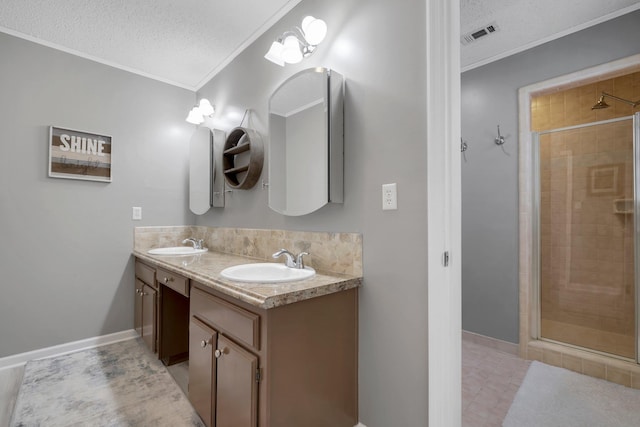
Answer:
[48,126,112,182]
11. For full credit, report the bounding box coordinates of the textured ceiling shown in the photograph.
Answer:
[0,0,302,90]
[461,0,640,71]
[0,0,639,90]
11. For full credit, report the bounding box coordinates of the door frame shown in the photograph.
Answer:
[517,54,640,359]
[426,0,461,425]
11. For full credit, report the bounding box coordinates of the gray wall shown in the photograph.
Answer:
[196,0,429,425]
[0,32,195,357]
[461,10,640,343]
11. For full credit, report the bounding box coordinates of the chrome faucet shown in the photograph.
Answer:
[272,249,309,269]
[272,249,296,268]
[182,238,204,250]
[296,252,309,269]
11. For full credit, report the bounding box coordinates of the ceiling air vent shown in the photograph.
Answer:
[461,22,499,45]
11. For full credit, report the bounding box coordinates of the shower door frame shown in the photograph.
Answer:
[531,113,640,363]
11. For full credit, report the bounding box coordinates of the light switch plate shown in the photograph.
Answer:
[382,183,397,210]
[132,207,142,220]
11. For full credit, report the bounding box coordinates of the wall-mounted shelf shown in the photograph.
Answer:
[613,198,633,214]
[222,127,263,189]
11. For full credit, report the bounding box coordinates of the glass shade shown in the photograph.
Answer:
[301,16,327,45]
[264,41,285,66]
[198,99,214,116]
[186,108,204,124]
[282,36,302,64]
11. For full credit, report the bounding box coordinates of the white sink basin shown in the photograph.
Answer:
[148,247,208,256]
[221,263,315,283]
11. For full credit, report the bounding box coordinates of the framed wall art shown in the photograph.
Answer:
[48,126,112,182]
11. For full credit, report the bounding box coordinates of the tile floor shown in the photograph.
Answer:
[1,339,528,427]
[462,339,531,427]
[167,361,189,396]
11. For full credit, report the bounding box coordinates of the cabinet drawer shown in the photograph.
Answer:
[157,267,189,297]
[191,287,260,351]
[135,261,156,288]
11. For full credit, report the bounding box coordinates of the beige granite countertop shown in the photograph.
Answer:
[133,249,362,309]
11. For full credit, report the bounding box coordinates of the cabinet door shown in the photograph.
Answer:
[141,284,157,352]
[189,318,217,427]
[134,279,144,337]
[216,334,258,427]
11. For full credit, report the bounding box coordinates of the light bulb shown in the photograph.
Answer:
[198,99,214,116]
[264,40,285,66]
[186,108,204,125]
[301,16,327,45]
[282,36,303,64]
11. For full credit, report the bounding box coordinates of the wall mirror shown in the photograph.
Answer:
[189,128,225,215]
[211,129,226,207]
[268,67,344,216]
[189,127,211,215]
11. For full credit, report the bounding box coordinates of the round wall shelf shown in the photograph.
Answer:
[222,127,263,189]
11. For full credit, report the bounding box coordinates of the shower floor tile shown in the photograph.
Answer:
[462,338,531,427]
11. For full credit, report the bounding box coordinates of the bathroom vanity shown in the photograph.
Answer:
[134,259,191,364]
[134,260,157,352]
[132,235,361,427]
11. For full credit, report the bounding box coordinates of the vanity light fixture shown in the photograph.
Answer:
[264,15,327,66]
[186,98,215,124]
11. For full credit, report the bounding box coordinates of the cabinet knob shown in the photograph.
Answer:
[163,276,174,284]
[201,339,210,348]
[214,348,225,358]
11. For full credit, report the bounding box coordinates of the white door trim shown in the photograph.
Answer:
[426,0,461,425]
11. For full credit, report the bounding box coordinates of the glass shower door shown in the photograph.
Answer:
[535,115,637,360]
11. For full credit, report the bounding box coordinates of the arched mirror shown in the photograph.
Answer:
[268,67,344,216]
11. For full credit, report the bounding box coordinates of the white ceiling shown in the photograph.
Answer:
[461,0,640,71]
[0,0,303,90]
[1,0,639,91]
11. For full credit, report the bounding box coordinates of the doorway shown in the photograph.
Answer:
[533,115,638,361]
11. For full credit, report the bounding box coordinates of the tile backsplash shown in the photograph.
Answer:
[134,226,363,277]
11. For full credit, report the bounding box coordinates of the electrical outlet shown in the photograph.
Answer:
[132,207,142,220]
[382,183,397,210]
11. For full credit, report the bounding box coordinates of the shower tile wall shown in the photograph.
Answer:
[532,72,639,359]
[532,71,640,130]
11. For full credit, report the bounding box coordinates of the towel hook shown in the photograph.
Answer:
[494,125,505,146]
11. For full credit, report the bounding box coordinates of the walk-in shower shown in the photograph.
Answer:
[533,113,640,361]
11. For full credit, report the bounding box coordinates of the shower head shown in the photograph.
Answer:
[591,94,610,110]
[591,91,640,110]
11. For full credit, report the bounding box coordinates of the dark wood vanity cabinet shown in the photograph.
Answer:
[189,287,259,427]
[134,255,358,427]
[189,316,258,427]
[189,283,358,427]
[134,261,157,352]
[189,318,216,427]
[134,259,189,362]
[157,267,190,365]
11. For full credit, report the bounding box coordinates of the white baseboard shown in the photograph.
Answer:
[462,330,519,355]
[0,330,137,370]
